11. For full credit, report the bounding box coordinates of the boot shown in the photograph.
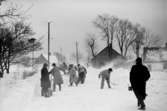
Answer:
[138,100,145,110]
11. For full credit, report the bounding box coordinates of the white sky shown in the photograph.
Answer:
[10,0,167,57]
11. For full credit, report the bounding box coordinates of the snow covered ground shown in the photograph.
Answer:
[0,64,167,111]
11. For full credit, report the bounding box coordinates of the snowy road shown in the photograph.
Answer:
[1,67,167,111]
[25,76,137,111]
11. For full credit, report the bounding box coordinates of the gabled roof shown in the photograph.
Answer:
[91,46,125,68]
[92,46,124,60]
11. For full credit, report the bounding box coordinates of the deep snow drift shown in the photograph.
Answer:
[0,64,167,111]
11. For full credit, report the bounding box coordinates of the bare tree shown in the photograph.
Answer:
[143,30,163,47]
[93,14,118,56]
[0,3,23,23]
[141,30,163,61]
[0,20,42,77]
[131,25,146,58]
[85,33,98,58]
[115,19,136,57]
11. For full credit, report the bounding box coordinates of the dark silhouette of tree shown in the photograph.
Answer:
[115,19,136,57]
[85,33,98,58]
[0,20,42,77]
[93,14,118,57]
[92,14,163,59]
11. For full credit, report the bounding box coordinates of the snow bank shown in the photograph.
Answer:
[0,65,40,111]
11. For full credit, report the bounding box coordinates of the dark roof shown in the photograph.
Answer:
[91,46,125,68]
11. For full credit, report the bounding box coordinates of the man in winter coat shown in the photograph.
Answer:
[49,63,63,91]
[76,64,87,85]
[41,63,51,97]
[68,64,77,86]
[98,68,112,89]
[129,57,150,110]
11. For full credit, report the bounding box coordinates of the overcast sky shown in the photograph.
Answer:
[11,0,167,57]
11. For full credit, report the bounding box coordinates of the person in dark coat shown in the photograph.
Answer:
[76,64,87,85]
[129,57,150,110]
[98,68,112,89]
[41,63,51,97]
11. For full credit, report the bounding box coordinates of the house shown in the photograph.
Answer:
[91,46,125,68]
[143,42,167,70]
[35,54,48,64]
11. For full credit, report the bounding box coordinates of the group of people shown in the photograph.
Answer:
[40,63,63,97]
[40,57,150,110]
[40,63,87,97]
[67,64,87,86]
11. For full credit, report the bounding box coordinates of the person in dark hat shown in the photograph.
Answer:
[129,57,150,110]
[98,68,113,89]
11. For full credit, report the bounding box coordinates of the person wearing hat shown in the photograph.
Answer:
[98,68,113,89]
[129,57,150,110]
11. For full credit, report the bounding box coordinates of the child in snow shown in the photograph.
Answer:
[98,68,113,89]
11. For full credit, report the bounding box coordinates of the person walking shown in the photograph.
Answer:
[49,63,63,91]
[129,57,150,110]
[40,63,51,97]
[68,64,77,86]
[98,68,113,89]
[76,64,87,85]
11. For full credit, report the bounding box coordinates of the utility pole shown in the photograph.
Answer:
[48,22,51,68]
[76,41,79,65]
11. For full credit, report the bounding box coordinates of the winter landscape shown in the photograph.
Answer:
[0,0,167,111]
[0,64,167,111]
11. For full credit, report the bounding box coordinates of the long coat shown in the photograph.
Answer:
[69,67,77,83]
[41,67,51,88]
[130,64,150,100]
[50,67,63,84]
